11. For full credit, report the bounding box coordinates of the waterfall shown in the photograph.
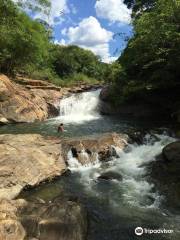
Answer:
[57,89,101,123]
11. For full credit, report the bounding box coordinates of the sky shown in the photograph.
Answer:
[29,0,133,63]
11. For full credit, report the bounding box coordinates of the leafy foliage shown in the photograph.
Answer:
[0,0,50,74]
[111,0,180,104]
[124,0,156,16]
[15,0,51,14]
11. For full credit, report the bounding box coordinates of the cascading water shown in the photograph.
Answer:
[57,89,101,123]
[65,133,180,240]
[67,134,175,209]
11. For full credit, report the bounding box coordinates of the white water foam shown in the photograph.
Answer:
[57,89,101,123]
[66,133,176,209]
[108,134,175,208]
[67,150,101,171]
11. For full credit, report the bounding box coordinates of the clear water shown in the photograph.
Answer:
[1,90,180,240]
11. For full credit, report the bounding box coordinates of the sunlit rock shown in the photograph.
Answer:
[0,134,66,200]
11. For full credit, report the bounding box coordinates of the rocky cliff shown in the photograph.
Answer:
[0,75,62,124]
[99,86,180,122]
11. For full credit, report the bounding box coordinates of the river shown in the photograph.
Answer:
[1,89,180,239]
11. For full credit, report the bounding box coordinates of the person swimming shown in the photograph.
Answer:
[57,123,64,133]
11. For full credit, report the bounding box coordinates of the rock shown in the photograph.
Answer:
[0,115,9,125]
[30,88,62,118]
[163,141,180,162]
[62,133,128,165]
[21,197,87,240]
[127,130,146,145]
[99,86,109,101]
[98,171,122,181]
[0,75,49,123]
[0,134,66,200]
[0,196,87,240]
[0,75,63,123]
[0,199,26,240]
[99,86,180,121]
[148,141,180,211]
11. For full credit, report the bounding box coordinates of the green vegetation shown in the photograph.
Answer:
[1,0,178,96]
[0,0,50,75]
[0,0,109,86]
[109,0,180,105]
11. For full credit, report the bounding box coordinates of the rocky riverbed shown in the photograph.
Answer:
[0,132,128,240]
[1,82,180,240]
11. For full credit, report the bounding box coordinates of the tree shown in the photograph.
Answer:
[14,0,51,15]
[110,0,180,104]
[52,45,104,80]
[124,0,156,17]
[0,0,50,74]
[120,0,180,85]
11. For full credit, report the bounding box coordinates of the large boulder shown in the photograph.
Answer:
[0,197,87,240]
[62,133,128,165]
[0,134,66,200]
[163,141,180,163]
[149,141,180,211]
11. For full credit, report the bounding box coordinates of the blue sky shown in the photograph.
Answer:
[32,0,133,62]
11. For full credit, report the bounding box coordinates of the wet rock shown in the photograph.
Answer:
[163,141,180,162]
[47,103,59,118]
[0,197,87,240]
[127,130,147,145]
[148,141,180,211]
[99,86,110,101]
[143,133,160,145]
[21,197,87,240]
[62,133,128,165]
[77,151,90,165]
[150,128,175,137]
[127,129,160,145]
[0,134,66,200]
[98,171,122,181]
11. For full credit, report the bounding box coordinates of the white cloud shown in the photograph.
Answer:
[13,0,69,25]
[54,39,66,46]
[61,16,114,62]
[33,0,69,25]
[95,0,131,24]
